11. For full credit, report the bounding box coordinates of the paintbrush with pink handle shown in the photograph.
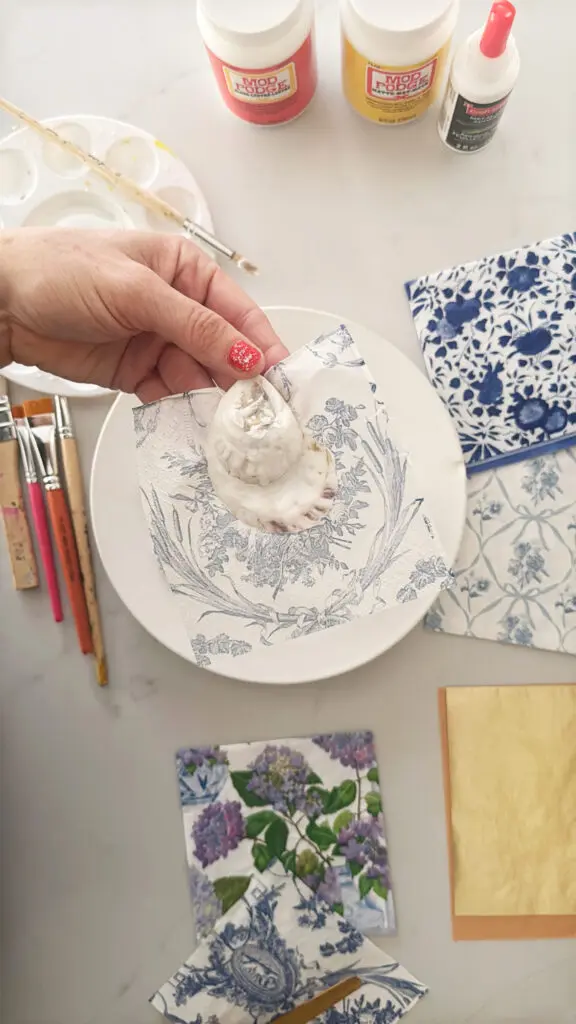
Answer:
[12,404,63,622]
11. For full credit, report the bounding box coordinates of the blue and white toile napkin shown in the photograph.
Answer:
[150,874,427,1024]
[177,731,396,939]
[406,232,576,473]
[426,447,576,655]
[133,327,452,670]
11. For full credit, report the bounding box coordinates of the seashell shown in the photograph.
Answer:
[205,377,337,533]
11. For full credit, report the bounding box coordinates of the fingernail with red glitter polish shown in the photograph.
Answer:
[227,339,263,373]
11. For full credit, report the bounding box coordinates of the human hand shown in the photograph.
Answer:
[0,228,288,400]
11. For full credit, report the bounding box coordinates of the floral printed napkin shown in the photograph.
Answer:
[406,231,576,473]
[427,447,576,654]
[133,326,451,670]
[151,876,426,1024]
[176,731,396,938]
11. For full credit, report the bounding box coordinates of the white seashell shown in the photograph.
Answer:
[205,377,337,533]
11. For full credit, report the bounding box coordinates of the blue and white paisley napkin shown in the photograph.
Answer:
[177,731,396,939]
[406,232,576,473]
[134,327,451,670]
[151,875,427,1024]
[427,447,576,655]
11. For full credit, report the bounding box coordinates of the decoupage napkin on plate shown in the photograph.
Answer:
[177,731,396,938]
[438,685,576,940]
[406,231,576,473]
[427,447,576,655]
[133,326,452,670]
[151,874,427,1024]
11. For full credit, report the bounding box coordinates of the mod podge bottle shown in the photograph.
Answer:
[341,0,459,125]
[197,0,317,126]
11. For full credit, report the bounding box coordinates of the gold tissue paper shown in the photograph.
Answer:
[439,684,576,940]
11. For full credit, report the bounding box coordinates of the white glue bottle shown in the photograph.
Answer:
[438,0,519,153]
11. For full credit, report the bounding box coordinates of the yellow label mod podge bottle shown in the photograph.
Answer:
[341,0,459,125]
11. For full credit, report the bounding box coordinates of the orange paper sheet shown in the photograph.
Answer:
[439,684,576,940]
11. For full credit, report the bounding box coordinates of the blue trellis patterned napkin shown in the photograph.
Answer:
[406,231,576,473]
[151,875,427,1024]
[426,447,576,655]
[177,731,396,939]
[134,327,452,670]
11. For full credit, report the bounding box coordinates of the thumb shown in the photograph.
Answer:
[129,268,265,380]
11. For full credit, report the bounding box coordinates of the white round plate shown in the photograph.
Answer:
[91,307,466,684]
[0,114,213,397]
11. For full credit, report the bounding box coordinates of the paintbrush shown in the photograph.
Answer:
[12,405,63,622]
[55,396,108,685]
[24,398,93,654]
[273,978,362,1024]
[0,96,259,275]
[0,378,38,590]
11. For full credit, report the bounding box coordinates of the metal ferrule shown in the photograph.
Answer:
[27,425,59,488]
[0,396,17,442]
[15,424,37,483]
[54,395,74,440]
[183,219,235,262]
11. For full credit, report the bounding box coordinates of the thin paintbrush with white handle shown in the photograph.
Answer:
[0,95,258,275]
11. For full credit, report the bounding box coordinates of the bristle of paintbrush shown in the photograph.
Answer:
[232,255,259,276]
[23,398,54,418]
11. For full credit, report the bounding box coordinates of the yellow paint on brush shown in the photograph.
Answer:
[154,138,174,155]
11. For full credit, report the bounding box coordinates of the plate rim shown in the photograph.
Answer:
[91,306,467,683]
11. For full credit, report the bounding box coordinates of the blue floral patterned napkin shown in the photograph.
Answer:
[151,876,426,1024]
[406,231,576,473]
[134,326,451,671]
[176,732,396,939]
[427,447,576,655]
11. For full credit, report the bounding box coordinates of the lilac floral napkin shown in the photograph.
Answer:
[426,447,576,655]
[151,875,426,1024]
[406,231,576,473]
[176,731,396,938]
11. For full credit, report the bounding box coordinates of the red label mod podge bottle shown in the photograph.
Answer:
[197,0,317,126]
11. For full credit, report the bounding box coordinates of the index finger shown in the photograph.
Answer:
[175,249,289,370]
[126,232,290,371]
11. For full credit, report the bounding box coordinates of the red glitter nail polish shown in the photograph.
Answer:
[228,339,262,373]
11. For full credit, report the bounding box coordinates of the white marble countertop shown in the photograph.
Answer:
[1,1,575,1022]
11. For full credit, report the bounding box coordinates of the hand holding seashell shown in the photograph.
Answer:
[0,228,288,399]
[205,377,337,533]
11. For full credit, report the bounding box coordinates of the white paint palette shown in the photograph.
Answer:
[0,114,214,396]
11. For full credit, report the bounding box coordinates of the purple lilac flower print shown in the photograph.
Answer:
[178,746,228,772]
[338,818,389,886]
[317,865,342,907]
[192,801,245,868]
[189,866,222,936]
[247,744,322,816]
[312,732,376,771]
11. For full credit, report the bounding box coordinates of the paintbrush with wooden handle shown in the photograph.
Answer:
[273,977,362,1024]
[0,376,38,590]
[55,396,107,685]
[0,95,258,275]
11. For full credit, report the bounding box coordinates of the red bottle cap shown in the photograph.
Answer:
[480,1,516,58]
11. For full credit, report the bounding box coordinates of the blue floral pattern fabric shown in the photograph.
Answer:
[426,448,576,654]
[133,327,451,669]
[150,876,426,1024]
[176,732,396,939]
[406,232,576,472]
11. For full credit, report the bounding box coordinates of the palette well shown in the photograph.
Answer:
[0,114,214,396]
